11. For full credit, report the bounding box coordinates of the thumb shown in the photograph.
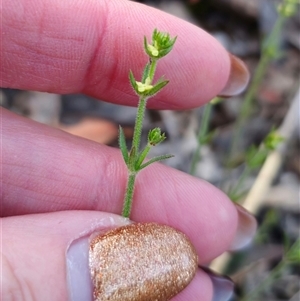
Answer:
[2,211,130,301]
[2,211,213,301]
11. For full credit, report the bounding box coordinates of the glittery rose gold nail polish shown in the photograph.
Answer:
[89,223,198,301]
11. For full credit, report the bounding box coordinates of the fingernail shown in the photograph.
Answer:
[218,54,250,97]
[89,223,198,301]
[229,204,257,251]
[201,266,234,301]
[66,216,131,301]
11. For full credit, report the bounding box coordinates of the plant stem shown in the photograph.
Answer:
[240,239,299,301]
[149,59,157,81]
[228,56,268,163]
[227,14,285,164]
[131,58,157,154]
[136,144,151,168]
[190,103,213,175]
[120,30,176,218]
[228,166,251,201]
[122,59,159,218]
[132,96,147,153]
[122,173,137,218]
[240,259,286,301]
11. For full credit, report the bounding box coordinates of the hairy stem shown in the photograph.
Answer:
[122,173,137,218]
[149,59,157,81]
[132,96,147,153]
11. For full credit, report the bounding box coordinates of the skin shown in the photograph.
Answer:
[1,0,241,300]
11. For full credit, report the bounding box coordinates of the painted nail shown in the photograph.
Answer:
[201,266,235,301]
[229,204,257,251]
[67,215,131,301]
[89,223,198,301]
[218,54,250,97]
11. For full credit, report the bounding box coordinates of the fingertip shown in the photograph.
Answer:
[174,268,213,301]
[3,0,231,109]
[218,53,250,97]
[84,2,232,109]
[136,165,239,256]
[229,204,257,251]
[66,215,132,301]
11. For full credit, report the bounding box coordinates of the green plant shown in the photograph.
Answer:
[240,238,300,301]
[228,128,284,202]
[190,0,299,178]
[227,0,299,164]
[119,29,177,218]
[189,97,221,176]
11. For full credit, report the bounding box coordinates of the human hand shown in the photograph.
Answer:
[1,1,256,300]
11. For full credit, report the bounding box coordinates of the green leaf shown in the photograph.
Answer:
[229,189,248,203]
[142,63,150,83]
[144,36,151,57]
[144,80,169,97]
[286,239,300,264]
[128,146,137,172]
[156,46,174,58]
[152,29,177,50]
[129,70,138,93]
[138,154,174,171]
[199,130,217,145]
[245,145,268,169]
[135,145,151,170]
[264,129,284,150]
[152,28,158,42]
[118,126,129,164]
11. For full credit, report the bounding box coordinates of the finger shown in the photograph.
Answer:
[2,211,213,301]
[2,0,249,109]
[2,109,256,263]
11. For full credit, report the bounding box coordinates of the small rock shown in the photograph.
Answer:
[89,223,198,301]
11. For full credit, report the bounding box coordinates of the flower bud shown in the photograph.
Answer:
[144,29,177,60]
[148,128,166,146]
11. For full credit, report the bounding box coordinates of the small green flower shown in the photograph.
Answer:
[278,0,299,17]
[147,45,159,57]
[136,81,153,93]
[148,128,166,146]
[263,130,284,150]
[129,70,169,97]
[144,29,177,60]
